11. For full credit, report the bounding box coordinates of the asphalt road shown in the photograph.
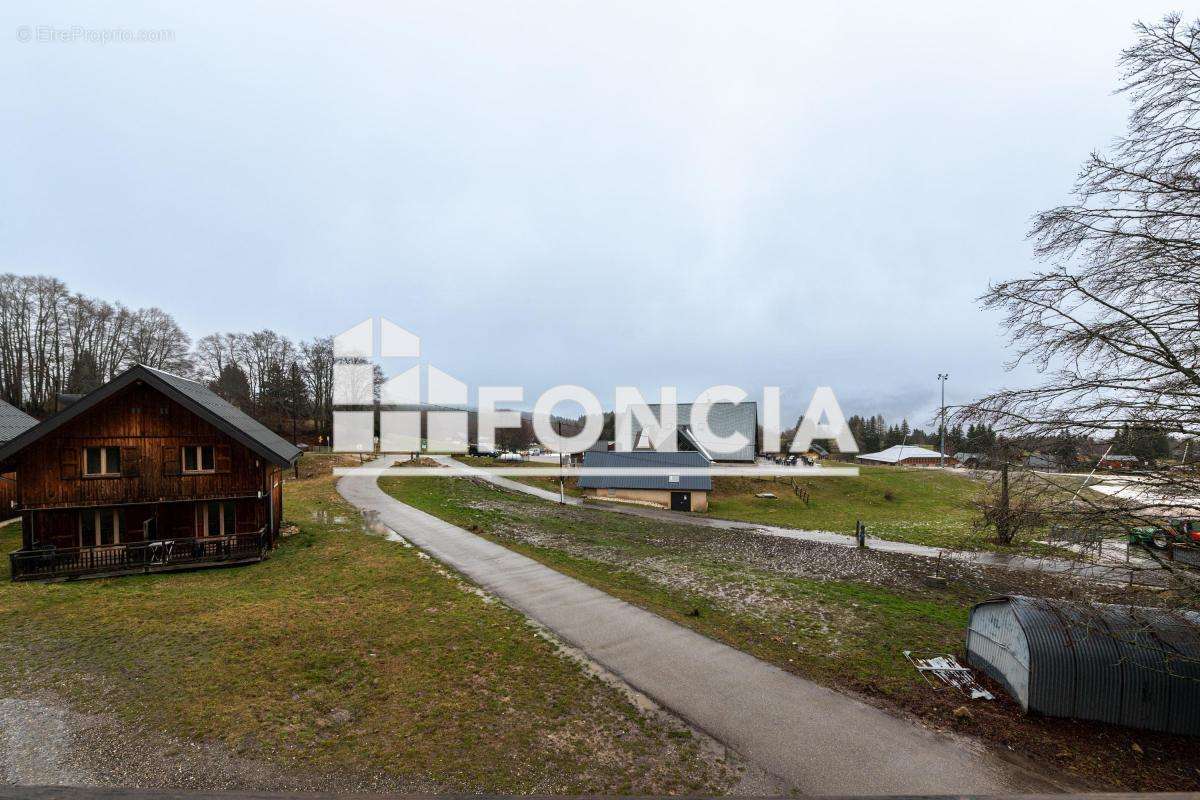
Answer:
[339,457,1063,796]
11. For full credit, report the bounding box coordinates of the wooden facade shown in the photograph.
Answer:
[0,473,16,517]
[2,367,299,581]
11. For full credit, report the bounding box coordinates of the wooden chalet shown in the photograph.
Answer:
[0,365,302,581]
[0,400,38,514]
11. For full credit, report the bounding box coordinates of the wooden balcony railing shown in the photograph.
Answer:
[9,530,267,581]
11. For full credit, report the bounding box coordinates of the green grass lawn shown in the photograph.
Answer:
[457,457,1076,553]
[706,467,986,549]
[0,477,733,794]
[381,475,967,698]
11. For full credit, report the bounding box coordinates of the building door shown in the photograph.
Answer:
[670,491,691,511]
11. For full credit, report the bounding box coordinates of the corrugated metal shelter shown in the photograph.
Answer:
[967,595,1200,734]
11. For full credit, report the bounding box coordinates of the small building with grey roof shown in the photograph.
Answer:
[578,449,712,512]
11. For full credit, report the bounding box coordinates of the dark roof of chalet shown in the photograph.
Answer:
[0,400,37,445]
[0,365,302,468]
[578,449,713,491]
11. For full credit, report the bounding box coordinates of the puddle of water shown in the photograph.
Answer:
[358,509,409,544]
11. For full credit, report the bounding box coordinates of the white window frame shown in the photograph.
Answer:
[82,446,121,477]
[197,501,234,537]
[182,445,216,474]
[79,509,122,547]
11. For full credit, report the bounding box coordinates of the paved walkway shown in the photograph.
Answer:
[437,456,1161,585]
[339,457,1062,795]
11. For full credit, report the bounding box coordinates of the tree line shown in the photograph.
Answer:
[0,273,335,442]
[842,414,996,456]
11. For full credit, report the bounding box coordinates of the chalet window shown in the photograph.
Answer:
[182,445,216,474]
[198,501,236,537]
[82,446,121,477]
[80,509,121,547]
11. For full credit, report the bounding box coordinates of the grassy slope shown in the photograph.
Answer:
[706,467,984,548]
[382,475,963,697]
[463,456,993,550]
[460,457,1096,553]
[380,475,1200,792]
[0,477,730,794]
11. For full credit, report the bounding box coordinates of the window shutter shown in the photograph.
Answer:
[215,444,232,474]
[60,446,79,480]
[122,447,141,478]
[162,446,181,476]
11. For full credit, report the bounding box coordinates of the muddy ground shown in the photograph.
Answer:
[457,486,1200,791]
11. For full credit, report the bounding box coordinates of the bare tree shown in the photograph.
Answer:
[972,462,1052,546]
[0,273,193,414]
[300,337,334,441]
[125,307,193,375]
[957,14,1200,600]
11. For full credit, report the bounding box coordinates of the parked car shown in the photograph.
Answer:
[1128,517,1200,550]
[528,447,542,456]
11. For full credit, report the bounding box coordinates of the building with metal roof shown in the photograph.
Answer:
[967,595,1200,735]
[1,364,302,581]
[856,444,949,466]
[578,449,712,511]
[0,400,37,445]
[0,365,301,469]
[623,402,758,463]
[0,401,37,514]
[1099,454,1140,469]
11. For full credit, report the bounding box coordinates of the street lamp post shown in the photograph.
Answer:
[937,373,949,467]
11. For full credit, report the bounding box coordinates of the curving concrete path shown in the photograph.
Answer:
[338,457,1063,795]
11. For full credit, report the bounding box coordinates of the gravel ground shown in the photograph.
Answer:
[0,693,436,793]
[0,698,90,785]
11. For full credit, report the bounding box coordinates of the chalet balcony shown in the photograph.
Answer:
[9,530,268,582]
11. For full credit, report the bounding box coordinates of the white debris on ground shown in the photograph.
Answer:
[903,652,994,700]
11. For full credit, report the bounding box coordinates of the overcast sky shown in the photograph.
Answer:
[1,1,1172,425]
